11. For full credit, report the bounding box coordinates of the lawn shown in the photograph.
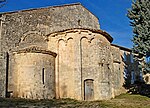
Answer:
[0,94,150,108]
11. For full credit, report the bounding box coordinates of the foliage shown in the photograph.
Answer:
[127,0,150,73]
[0,0,6,8]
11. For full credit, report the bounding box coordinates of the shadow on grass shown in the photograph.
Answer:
[0,98,109,108]
[0,98,74,107]
[0,94,149,108]
[127,83,150,98]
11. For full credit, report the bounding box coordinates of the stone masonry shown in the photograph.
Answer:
[0,3,140,100]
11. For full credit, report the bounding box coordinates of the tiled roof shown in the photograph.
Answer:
[14,46,57,57]
[111,44,132,52]
[47,28,113,43]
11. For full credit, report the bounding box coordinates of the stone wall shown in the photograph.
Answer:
[111,44,141,95]
[1,3,100,52]
[0,52,7,97]
[0,3,100,98]
[11,51,56,99]
[0,3,141,100]
[144,73,150,84]
[81,34,112,100]
[48,28,113,100]
[111,45,125,96]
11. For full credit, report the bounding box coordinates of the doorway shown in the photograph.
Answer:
[84,79,94,100]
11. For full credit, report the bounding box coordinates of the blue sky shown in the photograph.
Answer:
[0,0,133,48]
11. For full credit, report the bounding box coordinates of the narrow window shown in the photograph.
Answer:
[123,52,127,62]
[78,19,81,26]
[42,68,45,84]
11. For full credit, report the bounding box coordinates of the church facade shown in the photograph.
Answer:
[0,3,140,100]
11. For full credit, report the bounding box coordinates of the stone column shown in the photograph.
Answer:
[73,32,82,100]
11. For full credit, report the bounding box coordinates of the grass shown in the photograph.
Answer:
[103,94,150,108]
[0,94,150,108]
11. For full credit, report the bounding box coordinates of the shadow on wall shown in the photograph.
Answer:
[122,52,150,98]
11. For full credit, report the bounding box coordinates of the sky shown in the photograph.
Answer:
[0,0,133,48]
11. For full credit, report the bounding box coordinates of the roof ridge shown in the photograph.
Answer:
[47,28,113,43]
[111,44,131,51]
[0,2,82,15]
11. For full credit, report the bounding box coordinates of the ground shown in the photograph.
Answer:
[0,94,150,108]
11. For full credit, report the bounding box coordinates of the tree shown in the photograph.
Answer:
[127,0,150,74]
[0,0,6,8]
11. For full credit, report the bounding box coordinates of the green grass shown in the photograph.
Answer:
[0,94,150,108]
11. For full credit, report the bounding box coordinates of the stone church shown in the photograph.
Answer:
[0,3,140,100]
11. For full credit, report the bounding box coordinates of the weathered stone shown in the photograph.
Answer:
[12,52,56,99]
[0,3,140,100]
